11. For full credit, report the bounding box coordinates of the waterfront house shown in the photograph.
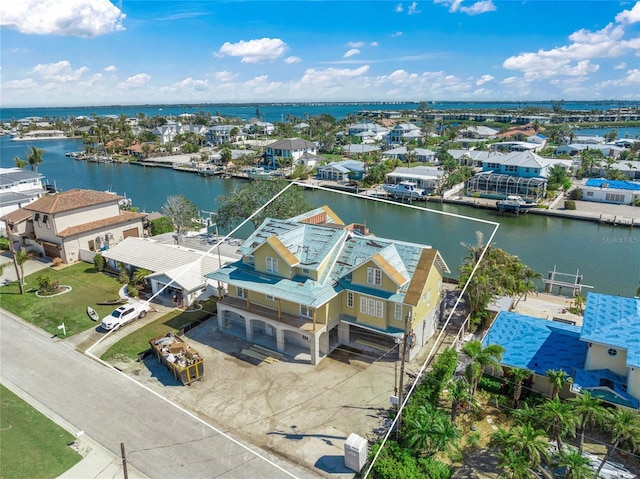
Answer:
[205,125,246,146]
[459,125,499,139]
[447,149,501,167]
[342,144,380,158]
[293,122,309,134]
[384,166,445,194]
[263,138,317,169]
[101,237,240,307]
[316,160,364,182]
[384,123,423,145]
[479,150,570,178]
[206,206,450,365]
[579,178,640,205]
[347,123,389,143]
[0,168,47,234]
[483,293,640,409]
[19,189,145,264]
[382,147,436,163]
[527,133,548,148]
[245,121,275,137]
[489,141,540,153]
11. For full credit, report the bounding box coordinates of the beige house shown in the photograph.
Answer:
[207,206,450,365]
[19,189,146,263]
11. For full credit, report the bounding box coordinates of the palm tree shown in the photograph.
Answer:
[497,449,535,479]
[27,146,45,173]
[513,423,551,474]
[546,369,572,398]
[132,268,152,289]
[596,409,640,477]
[569,391,604,454]
[509,367,532,408]
[448,377,472,423]
[556,449,596,479]
[511,402,540,428]
[538,397,577,454]
[404,404,460,457]
[15,250,31,286]
[462,340,505,395]
[14,156,27,168]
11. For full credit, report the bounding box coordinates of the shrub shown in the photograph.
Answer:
[37,274,60,295]
[93,253,105,272]
[478,375,504,394]
[128,283,139,297]
[0,237,9,250]
[564,200,576,210]
[569,189,582,200]
[150,216,174,236]
[52,257,63,267]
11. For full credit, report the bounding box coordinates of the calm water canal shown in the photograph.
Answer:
[2,136,639,297]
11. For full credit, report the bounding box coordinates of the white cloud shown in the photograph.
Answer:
[395,3,403,13]
[476,74,494,85]
[217,38,288,63]
[501,76,519,85]
[408,2,419,15]
[348,41,365,48]
[344,49,361,58]
[614,62,627,70]
[300,66,370,86]
[31,61,89,82]
[173,78,209,90]
[104,65,117,72]
[119,73,151,88]
[370,42,379,47]
[214,71,237,82]
[392,32,403,37]
[284,56,302,64]
[503,17,640,81]
[2,78,39,90]
[616,1,640,25]
[0,0,125,37]
[460,0,496,15]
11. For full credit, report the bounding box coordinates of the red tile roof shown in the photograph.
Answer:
[23,189,122,214]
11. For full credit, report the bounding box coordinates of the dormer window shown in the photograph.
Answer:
[266,256,278,275]
[367,267,382,286]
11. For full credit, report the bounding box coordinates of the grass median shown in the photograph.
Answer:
[0,384,81,479]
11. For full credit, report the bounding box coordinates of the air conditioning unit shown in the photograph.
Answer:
[106,233,114,240]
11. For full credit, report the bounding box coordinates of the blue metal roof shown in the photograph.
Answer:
[483,312,586,375]
[585,178,640,191]
[581,293,640,368]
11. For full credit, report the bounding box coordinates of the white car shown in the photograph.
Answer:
[101,302,151,331]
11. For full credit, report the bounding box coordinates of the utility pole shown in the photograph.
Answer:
[120,442,129,479]
[395,311,412,440]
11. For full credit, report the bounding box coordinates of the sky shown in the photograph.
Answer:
[1,0,640,107]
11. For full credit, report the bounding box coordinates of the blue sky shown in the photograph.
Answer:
[1,0,640,107]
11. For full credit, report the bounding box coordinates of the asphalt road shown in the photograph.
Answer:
[0,309,319,479]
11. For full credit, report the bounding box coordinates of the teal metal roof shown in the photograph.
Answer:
[581,293,640,368]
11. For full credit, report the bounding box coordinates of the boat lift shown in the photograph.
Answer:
[543,266,594,296]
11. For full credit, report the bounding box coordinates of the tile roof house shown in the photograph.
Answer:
[483,293,640,409]
[20,189,146,264]
[207,206,450,365]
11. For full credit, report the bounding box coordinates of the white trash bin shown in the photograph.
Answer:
[344,433,368,472]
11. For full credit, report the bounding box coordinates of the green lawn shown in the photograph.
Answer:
[0,385,81,479]
[100,298,218,362]
[0,262,123,336]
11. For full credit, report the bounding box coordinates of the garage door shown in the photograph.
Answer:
[43,242,60,258]
[123,227,140,239]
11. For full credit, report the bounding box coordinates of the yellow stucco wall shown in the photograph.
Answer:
[587,344,628,376]
[253,243,294,279]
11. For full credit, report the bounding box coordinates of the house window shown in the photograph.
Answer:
[607,348,618,357]
[266,256,278,274]
[605,193,625,202]
[300,304,314,318]
[394,303,402,321]
[236,287,248,299]
[367,267,382,286]
[34,213,40,223]
[347,291,354,308]
[266,294,276,301]
[586,191,594,197]
[247,254,255,264]
[360,297,384,318]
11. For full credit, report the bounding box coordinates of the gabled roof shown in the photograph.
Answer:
[266,138,315,150]
[316,160,364,173]
[581,293,640,368]
[485,150,551,168]
[24,189,121,214]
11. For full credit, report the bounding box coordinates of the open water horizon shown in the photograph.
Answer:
[1,135,638,297]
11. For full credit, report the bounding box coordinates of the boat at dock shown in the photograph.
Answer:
[496,195,537,213]
[381,181,427,200]
[244,167,277,180]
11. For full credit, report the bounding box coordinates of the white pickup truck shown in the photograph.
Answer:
[101,301,151,331]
